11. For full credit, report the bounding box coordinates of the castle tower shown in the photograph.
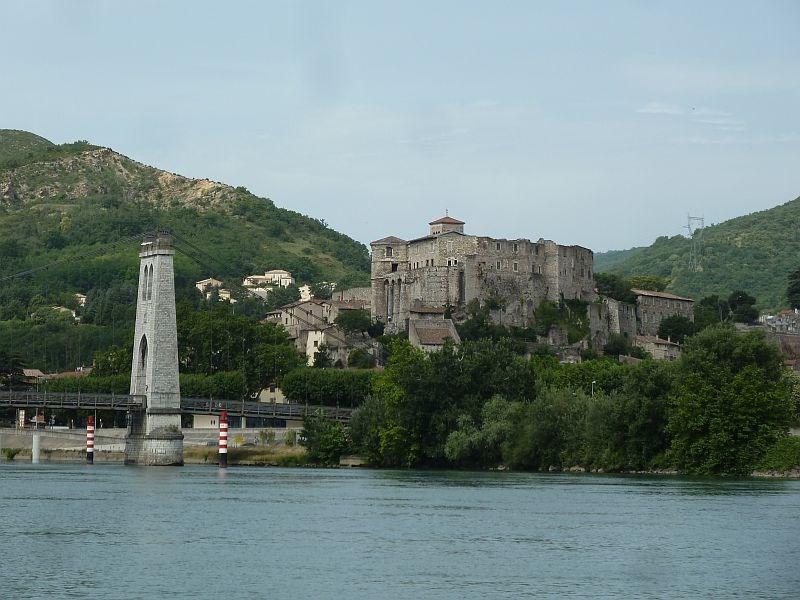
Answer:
[125,232,184,465]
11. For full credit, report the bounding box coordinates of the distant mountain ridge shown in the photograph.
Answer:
[594,196,800,309]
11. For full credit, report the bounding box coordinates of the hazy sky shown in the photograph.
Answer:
[2,1,799,251]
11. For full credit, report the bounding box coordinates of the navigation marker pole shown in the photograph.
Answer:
[219,410,228,468]
[86,416,95,464]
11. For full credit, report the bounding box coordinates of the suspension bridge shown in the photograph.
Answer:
[1,230,350,465]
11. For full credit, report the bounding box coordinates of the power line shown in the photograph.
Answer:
[0,232,146,283]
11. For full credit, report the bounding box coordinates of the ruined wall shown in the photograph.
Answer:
[589,297,637,349]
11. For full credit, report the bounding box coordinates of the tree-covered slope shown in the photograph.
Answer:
[0,130,369,293]
[0,130,370,370]
[595,196,800,309]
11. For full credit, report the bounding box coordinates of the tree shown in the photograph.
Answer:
[594,273,636,303]
[334,309,371,335]
[310,282,335,300]
[603,334,630,357]
[628,275,669,292]
[788,268,800,309]
[667,325,795,474]
[92,345,133,376]
[693,295,730,331]
[728,290,758,324]
[312,343,334,368]
[265,284,301,310]
[347,348,376,369]
[0,350,24,387]
[657,315,696,344]
[301,413,351,465]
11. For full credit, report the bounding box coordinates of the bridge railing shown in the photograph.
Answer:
[0,389,141,411]
[0,390,354,422]
[179,397,354,422]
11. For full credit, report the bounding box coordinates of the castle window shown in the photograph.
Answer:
[513,262,518,272]
[454,259,458,265]
[447,241,453,253]
[535,246,539,255]
[496,242,501,251]
[496,260,501,269]
[447,260,451,266]
[385,246,393,258]
[391,263,398,272]
[513,243,519,253]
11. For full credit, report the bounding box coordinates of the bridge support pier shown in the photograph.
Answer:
[124,409,184,466]
[125,232,184,466]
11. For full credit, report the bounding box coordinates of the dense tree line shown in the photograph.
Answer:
[332,327,798,474]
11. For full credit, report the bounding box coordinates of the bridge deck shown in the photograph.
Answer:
[0,390,353,422]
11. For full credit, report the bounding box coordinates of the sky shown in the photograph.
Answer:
[2,0,799,251]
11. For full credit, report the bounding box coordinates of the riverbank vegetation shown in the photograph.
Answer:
[304,325,800,475]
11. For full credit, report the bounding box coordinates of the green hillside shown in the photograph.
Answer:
[0,130,370,370]
[593,246,645,272]
[595,196,800,309]
[0,129,56,165]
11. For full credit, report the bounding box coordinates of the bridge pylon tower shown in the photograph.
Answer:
[125,232,184,465]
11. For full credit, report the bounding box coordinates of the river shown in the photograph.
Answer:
[0,464,798,599]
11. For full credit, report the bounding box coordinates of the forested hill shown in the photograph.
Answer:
[0,129,370,370]
[0,129,369,293]
[594,195,800,309]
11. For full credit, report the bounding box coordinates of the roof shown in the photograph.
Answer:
[264,269,292,275]
[408,230,466,243]
[279,298,329,310]
[429,216,465,225]
[23,369,46,378]
[371,236,407,245]
[631,288,694,302]
[635,335,680,347]
[416,327,455,346]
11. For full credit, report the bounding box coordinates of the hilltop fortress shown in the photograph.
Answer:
[371,216,596,332]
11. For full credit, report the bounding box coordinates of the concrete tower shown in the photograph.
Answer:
[125,232,184,465]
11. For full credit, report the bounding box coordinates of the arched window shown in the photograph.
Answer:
[141,265,148,301]
[139,335,148,371]
[146,265,154,300]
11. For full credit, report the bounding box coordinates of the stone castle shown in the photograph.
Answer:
[370,216,596,332]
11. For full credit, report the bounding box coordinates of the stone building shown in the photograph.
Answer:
[634,335,681,361]
[371,216,596,332]
[633,289,694,336]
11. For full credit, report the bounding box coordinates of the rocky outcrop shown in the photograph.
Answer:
[0,147,239,213]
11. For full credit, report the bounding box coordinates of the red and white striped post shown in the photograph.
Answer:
[218,410,228,468]
[86,415,95,464]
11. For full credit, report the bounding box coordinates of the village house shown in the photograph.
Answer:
[632,289,694,336]
[195,277,236,303]
[634,335,682,361]
[243,269,295,299]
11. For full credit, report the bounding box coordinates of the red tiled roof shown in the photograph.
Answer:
[416,328,454,346]
[429,216,465,225]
